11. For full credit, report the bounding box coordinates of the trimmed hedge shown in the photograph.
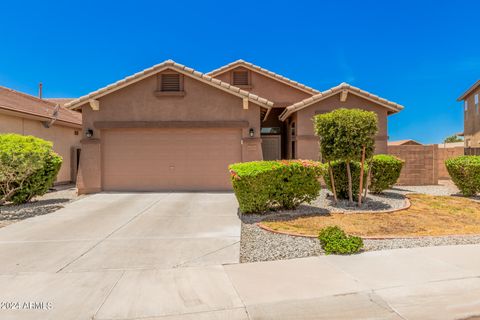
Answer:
[0,134,62,204]
[445,156,480,196]
[318,226,363,255]
[229,160,325,213]
[323,161,367,201]
[369,154,404,194]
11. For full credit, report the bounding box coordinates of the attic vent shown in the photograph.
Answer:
[232,70,249,86]
[161,73,181,91]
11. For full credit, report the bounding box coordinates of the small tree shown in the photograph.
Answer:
[314,108,378,205]
[444,135,463,143]
[0,134,62,205]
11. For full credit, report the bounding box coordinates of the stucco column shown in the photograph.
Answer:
[241,137,263,162]
[76,138,102,194]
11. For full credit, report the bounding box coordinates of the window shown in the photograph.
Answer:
[160,73,182,92]
[261,127,281,134]
[465,100,468,112]
[476,94,479,114]
[232,70,250,86]
[290,122,296,136]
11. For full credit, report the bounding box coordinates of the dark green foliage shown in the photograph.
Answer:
[229,160,325,213]
[0,134,63,205]
[444,135,463,143]
[369,154,404,194]
[318,226,363,255]
[313,108,378,162]
[323,161,368,200]
[445,156,480,196]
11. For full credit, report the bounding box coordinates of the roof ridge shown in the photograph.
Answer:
[207,60,320,95]
[279,82,404,121]
[65,60,274,109]
[0,85,56,107]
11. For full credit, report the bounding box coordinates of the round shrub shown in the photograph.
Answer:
[0,134,62,205]
[318,226,363,255]
[369,154,404,194]
[445,156,480,196]
[323,161,367,200]
[229,160,325,213]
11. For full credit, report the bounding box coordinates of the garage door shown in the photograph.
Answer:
[102,128,242,191]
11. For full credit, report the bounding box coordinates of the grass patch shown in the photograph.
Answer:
[260,194,480,237]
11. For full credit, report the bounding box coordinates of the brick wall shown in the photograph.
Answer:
[387,145,438,185]
[437,146,464,180]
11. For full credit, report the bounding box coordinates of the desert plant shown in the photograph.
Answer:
[229,160,325,213]
[445,156,480,196]
[323,161,368,201]
[318,226,363,255]
[369,154,404,193]
[314,108,378,204]
[0,134,62,205]
[444,135,463,143]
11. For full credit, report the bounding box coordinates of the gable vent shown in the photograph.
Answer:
[232,70,249,86]
[161,73,181,91]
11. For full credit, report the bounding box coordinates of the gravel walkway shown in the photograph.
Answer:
[240,182,480,263]
[0,185,83,228]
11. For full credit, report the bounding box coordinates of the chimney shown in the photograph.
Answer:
[38,82,43,99]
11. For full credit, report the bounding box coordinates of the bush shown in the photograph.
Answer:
[445,156,480,196]
[323,161,368,200]
[0,134,62,205]
[318,226,363,255]
[369,155,404,194]
[229,160,325,213]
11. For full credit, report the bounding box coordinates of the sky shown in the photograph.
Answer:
[1,0,479,144]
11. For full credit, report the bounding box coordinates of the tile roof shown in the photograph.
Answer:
[65,60,274,111]
[388,139,422,146]
[457,79,480,101]
[207,59,320,95]
[279,82,404,121]
[46,98,76,107]
[0,86,82,126]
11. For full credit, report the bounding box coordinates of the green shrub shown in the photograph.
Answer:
[323,161,368,200]
[229,160,325,213]
[318,226,363,255]
[445,156,480,196]
[369,154,404,194]
[0,134,62,205]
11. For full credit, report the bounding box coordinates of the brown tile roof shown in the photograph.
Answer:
[388,139,422,146]
[65,60,274,111]
[208,59,320,95]
[457,80,480,101]
[0,86,82,126]
[279,82,404,121]
[46,98,76,107]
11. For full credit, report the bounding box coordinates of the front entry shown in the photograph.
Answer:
[262,135,281,160]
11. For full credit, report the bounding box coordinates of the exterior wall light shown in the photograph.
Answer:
[85,129,94,138]
[249,128,254,137]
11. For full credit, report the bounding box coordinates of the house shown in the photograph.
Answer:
[457,80,480,147]
[0,86,82,183]
[388,139,423,146]
[65,60,403,193]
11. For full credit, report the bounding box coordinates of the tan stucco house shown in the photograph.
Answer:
[0,86,82,183]
[66,60,403,193]
[458,80,480,147]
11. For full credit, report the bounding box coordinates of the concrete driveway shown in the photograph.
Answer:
[1,193,480,319]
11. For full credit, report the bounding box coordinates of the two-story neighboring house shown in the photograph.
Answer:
[458,80,480,147]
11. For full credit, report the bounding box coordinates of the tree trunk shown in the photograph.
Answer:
[364,161,372,200]
[328,161,337,204]
[358,146,366,206]
[346,160,353,205]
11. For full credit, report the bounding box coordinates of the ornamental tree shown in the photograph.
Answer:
[314,108,378,204]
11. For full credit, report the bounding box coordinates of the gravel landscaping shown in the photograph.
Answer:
[0,185,83,228]
[240,182,480,263]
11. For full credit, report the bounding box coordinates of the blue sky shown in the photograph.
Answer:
[1,0,479,143]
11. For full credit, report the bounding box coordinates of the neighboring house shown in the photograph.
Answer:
[457,80,480,147]
[66,60,403,193]
[388,139,423,146]
[0,86,82,183]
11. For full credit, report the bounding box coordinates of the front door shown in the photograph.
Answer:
[262,135,281,160]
